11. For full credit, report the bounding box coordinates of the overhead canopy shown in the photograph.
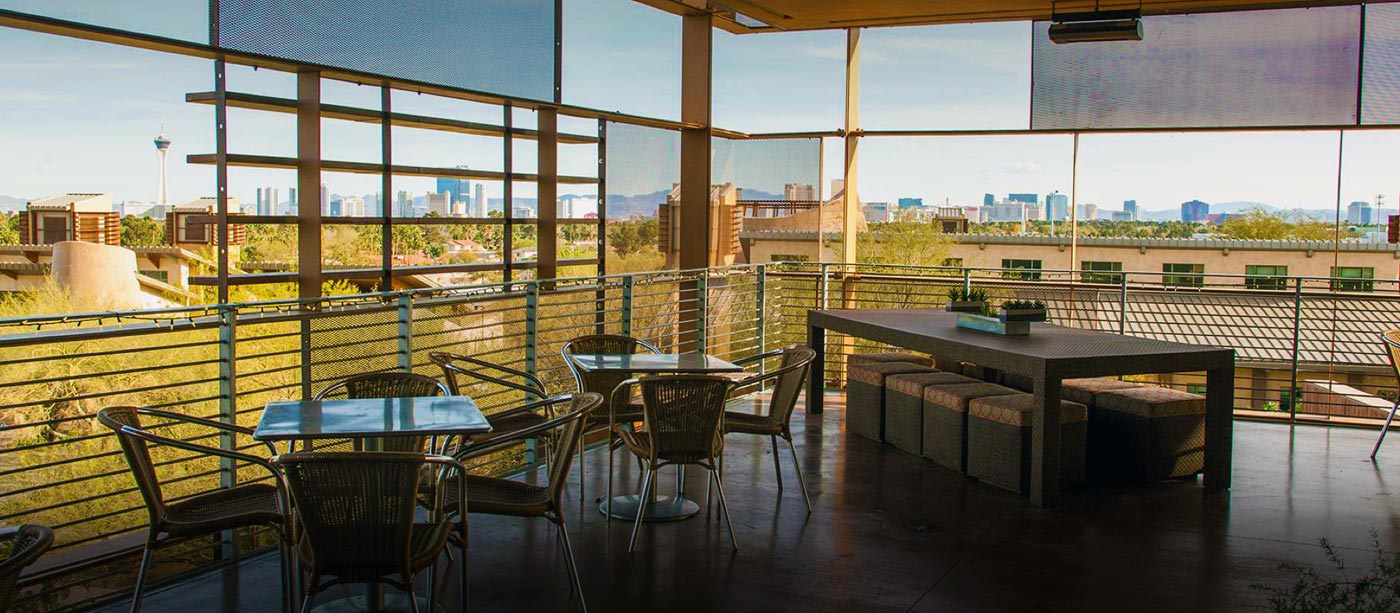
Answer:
[635,0,1370,32]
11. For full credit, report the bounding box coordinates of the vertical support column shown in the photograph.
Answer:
[214,60,230,304]
[621,275,634,337]
[595,120,608,334]
[1119,274,1129,335]
[216,306,237,560]
[503,104,515,283]
[678,9,713,352]
[755,264,767,354]
[538,107,559,283]
[397,293,413,372]
[297,71,323,302]
[381,86,393,292]
[524,280,540,464]
[695,274,708,354]
[1290,279,1303,419]
[842,28,861,266]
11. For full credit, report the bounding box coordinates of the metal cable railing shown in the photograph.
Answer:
[3,260,1398,610]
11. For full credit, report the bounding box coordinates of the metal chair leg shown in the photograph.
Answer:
[578,428,587,502]
[299,575,321,613]
[711,468,739,551]
[426,564,437,613]
[770,435,784,491]
[628,467,655,553]
[1373,400,1400,459]
[130,536,156,613]
[557,522,588,613]
[785,435,813,514]
[408,579,423,613]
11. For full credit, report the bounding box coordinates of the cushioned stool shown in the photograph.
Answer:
[848,361,938,442]
[1061,377,1142,408]
[921,382,1018,472]
[883,372,980,455]
[966,394,1088,495]
[1090,386,1206,484]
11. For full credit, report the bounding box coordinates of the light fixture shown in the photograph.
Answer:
[1048,9,1143,44]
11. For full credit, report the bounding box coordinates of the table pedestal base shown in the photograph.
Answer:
[601,494,700,522]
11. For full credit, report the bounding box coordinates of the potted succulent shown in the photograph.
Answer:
[999,299,1048,323]
[946,287,989,313]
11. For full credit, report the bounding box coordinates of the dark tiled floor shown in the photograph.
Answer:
[102,392,1400,612]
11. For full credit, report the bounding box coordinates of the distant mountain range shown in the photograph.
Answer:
[1130,201,1341,222]
[0,195,28,212]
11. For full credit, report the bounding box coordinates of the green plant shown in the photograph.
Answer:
[1252,531,1400,612]
[1001,299,1047,311]
[947,287,988,302]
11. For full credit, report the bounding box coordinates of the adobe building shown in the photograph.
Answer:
[17,193,119,246]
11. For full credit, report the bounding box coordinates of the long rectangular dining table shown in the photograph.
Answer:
[807,308,1235,507]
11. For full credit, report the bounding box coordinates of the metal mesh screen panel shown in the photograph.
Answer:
[308,307,401,397]
[1031,6,1361,129]
[711,137,821,201]
[1363,3,1400,124]
[604,123,679,220]
[217,0,555,101]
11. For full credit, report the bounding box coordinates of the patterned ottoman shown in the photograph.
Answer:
[966,394,1088,495]
[1061,377,1142,408]
[883,371,981,455]
[848,361,938,442]
[921,382,1019,472]
[1091,386,1206,484]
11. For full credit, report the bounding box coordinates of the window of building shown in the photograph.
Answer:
[139,270,169,284]
[770,254,810,263]
[1001,259,1042,280]
[1162,263,1204,287]
[39,214,69,245]
[1244,265,1289,290]
[1186,384,1207,394]
[1081,260,1123,284]
[1331,266,1375,292]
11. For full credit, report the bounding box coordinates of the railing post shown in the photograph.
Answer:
[1289,277,1303,421]
[217,305,237,560]
[818,263,830,310]
[696,273,708,354]
[397,292,413,372]
[524,281,540,464]
[1119,273,1129,335]
[962,266,972,296]
[621,275,634,337]
[756,264,767,354]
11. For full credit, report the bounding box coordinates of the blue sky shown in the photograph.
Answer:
[1,0,1398,216]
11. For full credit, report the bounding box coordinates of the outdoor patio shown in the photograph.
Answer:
[94,392,1400,613]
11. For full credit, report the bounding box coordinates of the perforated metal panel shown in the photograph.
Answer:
[217,0,556,101]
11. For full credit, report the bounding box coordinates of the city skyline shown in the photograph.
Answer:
[1,1,1399,217]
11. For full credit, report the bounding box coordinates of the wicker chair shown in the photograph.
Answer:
[615,375,738,553]
[97,406,290,613]
[561,334,660,501]
[1372,330,1400,459]
[722,345,816,513]
[438,392,603,613]
[312,371,451,453]
[0,524,53,611]
[275,451,467,613]
[428,352,557,457]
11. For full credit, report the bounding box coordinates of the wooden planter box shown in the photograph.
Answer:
[946,301,988,314]
[956,313,1030,336]
[998,309,1047,323]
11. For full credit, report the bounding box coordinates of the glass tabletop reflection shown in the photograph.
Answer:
[253,396,491,441]
[567,352,743,374]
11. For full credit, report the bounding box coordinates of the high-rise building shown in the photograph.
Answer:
[339,196,365,217]
[286,187,297,215]
[474,183,487,217]
[1079,203,1098,221]
[395,190,413,217]
[1008,193,1037,205]
[426,192,451,217]
[784,183,815,201]
[256,187,279,217]
[319,184,330,216]
[1181,200,1210,223]
[862,202,891,223]
[1347,200,1376,225]
[1046,193,1069,221]
[437,175,471,207]
[897,197,923,209]
[983,193,995,206]
[984,202,1027,222]
[1123,200,1138,221]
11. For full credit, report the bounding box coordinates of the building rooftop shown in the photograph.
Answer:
[27,193,112,213]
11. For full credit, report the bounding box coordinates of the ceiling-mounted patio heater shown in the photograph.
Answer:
[1048,9,1144,43]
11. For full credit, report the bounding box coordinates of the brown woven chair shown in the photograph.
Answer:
[97,406,291,613]
[0,524,53,611]
[615,375,738,553]
[312,371,450,453]
[561,334,660,501]
[438,392,603,613]
[275,451,467,613]
[722,345,816,512]
[1372,330,1400,459]
[428,351,557,457]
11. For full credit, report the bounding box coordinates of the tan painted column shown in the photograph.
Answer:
[678,10,713,352]
[537,107,559,282]
[842,27,861,266]
[297,70,322,301]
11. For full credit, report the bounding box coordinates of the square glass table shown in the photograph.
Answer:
[567,352,745,522]
[253,396,491,451]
